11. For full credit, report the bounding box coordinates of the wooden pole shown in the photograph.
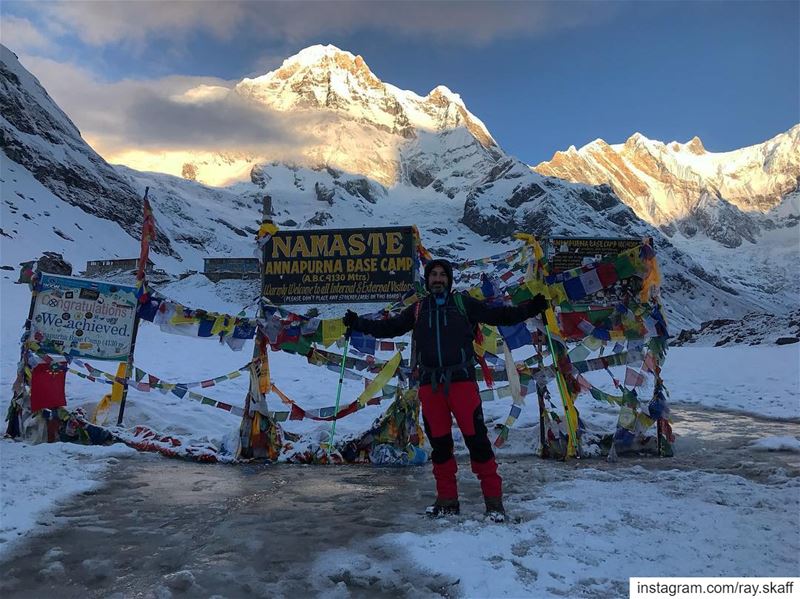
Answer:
[8,283,40,435]
[115,313,140,426]
[253,194,272,397]
[239,195,273,459]
[117,187,150,426]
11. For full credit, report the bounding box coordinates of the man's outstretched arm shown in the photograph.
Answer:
[343,304,416,339]
[462,293,548,326]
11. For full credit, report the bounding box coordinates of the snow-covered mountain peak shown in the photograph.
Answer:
[683,135,706,155]
[207,44,497,186]
[426,85,463,106]
[244,44,382,93]
[280,43,357,67]
[234,45,494,143]
[621,131,660,153]
[537,125,799,242]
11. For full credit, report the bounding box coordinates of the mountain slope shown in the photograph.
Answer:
[0,45,174,256]
[2,44,797,331]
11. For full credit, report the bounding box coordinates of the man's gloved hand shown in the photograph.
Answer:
[525,293,549,317]
[342,310,359,329]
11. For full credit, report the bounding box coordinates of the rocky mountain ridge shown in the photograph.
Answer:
[0,45,174,256]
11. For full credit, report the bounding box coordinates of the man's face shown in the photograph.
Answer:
[428,265,449,294]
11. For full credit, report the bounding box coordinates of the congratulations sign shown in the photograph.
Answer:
[262,227,415,304]
[31,274,137,360]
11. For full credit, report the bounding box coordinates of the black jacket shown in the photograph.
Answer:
[352,292,531,388]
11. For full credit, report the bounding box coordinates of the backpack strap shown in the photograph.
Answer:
[453,292,467,317]
[455,293,495,389]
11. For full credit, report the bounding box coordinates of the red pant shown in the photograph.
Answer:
[420,380,502,500]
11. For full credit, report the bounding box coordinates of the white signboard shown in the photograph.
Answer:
[31,274,137,361]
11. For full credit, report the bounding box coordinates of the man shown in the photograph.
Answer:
[343,258,548,522]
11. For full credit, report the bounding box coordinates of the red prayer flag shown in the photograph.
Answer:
[30,364,67,412]
[596,262,618,289]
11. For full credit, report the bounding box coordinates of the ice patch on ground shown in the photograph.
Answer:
[751,436,800,452]
[0,440,136,558]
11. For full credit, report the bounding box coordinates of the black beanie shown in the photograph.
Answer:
[424,258,453,292]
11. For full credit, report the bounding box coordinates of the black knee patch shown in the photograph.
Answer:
[423,416,454,464]
[464,406,494,463]
[464,434,493,462]
[430,434,455,464]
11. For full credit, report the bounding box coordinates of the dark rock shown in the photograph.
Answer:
[250,165,270,188]
[462,197,516,240]
[485,159,515,183]
[408,168,434,188]
[339,178,379,204]
[607,208,637,227]
[577,188,620,211]
[700,318,738,330]
[36,252,72,275]
[213,218,248,237]
[506,183,546,208]
[53,227,74,241]
[307,211,333,226]
[174,233,205,249]
[314,182,335,205]
[776,337,799,345]
[659,223,677,237]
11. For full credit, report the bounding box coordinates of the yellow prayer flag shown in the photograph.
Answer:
[211,314,236,336]
[170,306,196,325]
[525,279,548,297]
[468,287,484,300]
[549,282,568,306]
[357,352,401,406]
[258,222,278,237]
[92,362,126,424]
[583,335,603,351]
[322,318,346,347]
[479,325,499,355]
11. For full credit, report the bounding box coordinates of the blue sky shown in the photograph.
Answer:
[2,0,797,165]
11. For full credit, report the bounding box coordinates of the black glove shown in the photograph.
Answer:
[342,310,359,330]
[525,294,549,317]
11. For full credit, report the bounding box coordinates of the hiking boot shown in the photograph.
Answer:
[425,498,460,518]
[484,496,506,523]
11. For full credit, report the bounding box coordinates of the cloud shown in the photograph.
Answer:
[0,15,55,53]
[18,54,314,157]
[124,90,311,150]
[45,1,247,46]
[26,1,617,48]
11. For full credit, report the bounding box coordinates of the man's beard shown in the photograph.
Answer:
[430,282,446,293]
